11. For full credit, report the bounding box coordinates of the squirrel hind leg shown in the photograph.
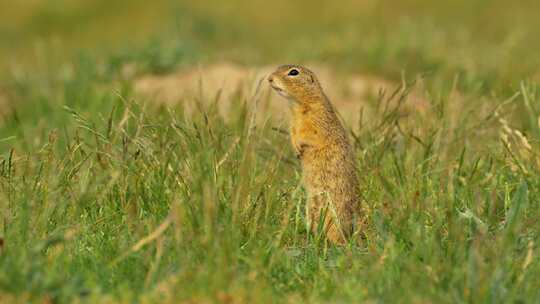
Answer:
[307,196,350,245]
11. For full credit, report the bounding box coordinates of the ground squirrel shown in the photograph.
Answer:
[268,64,360,244]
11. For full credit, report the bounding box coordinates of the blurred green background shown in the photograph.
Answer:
[1,1,539,303]
[1,0,539,89]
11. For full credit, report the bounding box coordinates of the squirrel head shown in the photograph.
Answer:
[268,65,323,103]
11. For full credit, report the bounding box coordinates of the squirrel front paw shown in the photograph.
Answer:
[295,143,310,159]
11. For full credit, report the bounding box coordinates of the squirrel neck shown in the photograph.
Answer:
[290,92,334,117]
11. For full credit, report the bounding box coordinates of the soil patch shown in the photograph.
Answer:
[134,62,429,127]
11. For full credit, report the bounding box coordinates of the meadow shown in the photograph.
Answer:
[0,0,539,303]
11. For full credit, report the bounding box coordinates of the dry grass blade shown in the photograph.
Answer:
[112,215,172,265]
[518,240,535,283]
[216,136,241,171]
[131,217,172,252]
[246,76,266,139]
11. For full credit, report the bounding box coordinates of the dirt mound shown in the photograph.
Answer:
[134,62,429,127]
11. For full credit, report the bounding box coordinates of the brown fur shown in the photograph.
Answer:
[268,64,361,244]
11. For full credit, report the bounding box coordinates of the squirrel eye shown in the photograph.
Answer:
[288,69,300,76]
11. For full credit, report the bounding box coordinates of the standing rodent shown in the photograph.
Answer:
[268,64,360,244]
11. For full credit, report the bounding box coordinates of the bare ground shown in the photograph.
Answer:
[133,62,431,128]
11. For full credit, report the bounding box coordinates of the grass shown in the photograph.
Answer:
[0,1,539,303]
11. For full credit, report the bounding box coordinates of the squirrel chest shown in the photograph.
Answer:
[290,105,344,162]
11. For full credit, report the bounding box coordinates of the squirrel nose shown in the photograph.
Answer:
[268,76,274,83]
